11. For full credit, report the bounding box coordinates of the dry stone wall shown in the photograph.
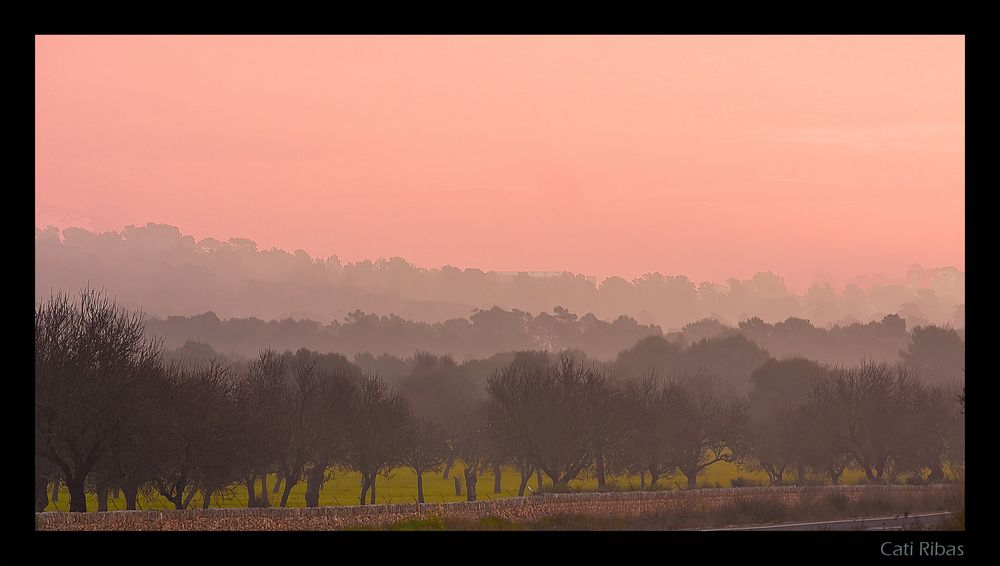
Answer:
[36,484,959,531]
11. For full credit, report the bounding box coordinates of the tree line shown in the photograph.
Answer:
[144,306,965,381]
[37,223,964,331]
[35,289,964,513]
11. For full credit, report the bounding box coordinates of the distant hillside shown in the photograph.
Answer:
[36,223,965,330]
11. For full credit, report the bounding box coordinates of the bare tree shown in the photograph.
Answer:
[35,289,162,512]
[147,361,239,510]
[455,410,491,501]
[796,402,851,484]
[300,355,358,508]
[188,360,243,509]
[663,376,751,489]
[510,455,536,497]
[894,383,958,482]
[90,352,169,510]
[233,350,289,507]
[807,360,922,483]
[615,374,677,489]
[588,371,633,492]
[749,407,803,486]
[485,352,618,489]
[344,374,412,505]
[273,349,336,507]
[397,352,480,483]
[402,419,449,503]
[747,358,828,485]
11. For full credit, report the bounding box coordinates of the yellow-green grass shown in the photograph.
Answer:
[42,461,894,513]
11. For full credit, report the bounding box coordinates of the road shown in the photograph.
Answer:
[700,512,956,531]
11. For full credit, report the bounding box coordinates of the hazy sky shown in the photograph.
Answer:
[35,35,964,291]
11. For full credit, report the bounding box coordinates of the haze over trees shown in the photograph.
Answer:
[36,223,965,331]
[142,308,960,379]
[35,289,965,513]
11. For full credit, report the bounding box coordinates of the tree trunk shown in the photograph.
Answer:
[649,470,659,489]
[454,476,462,496]
[259,474,270,507]
[830,467,842,485]
[416,470,425,503]
[369,473,377,505]
[305,465,325,508]
[116,480,139,511]
[518,466,532,497]
[182,487,198,510]
[464,468,477,502]
[796,463,806,486]
[442,456,454,480]
[96,482,109,512]
[359,473,370,506]
[246,475,259,507]
[280,476,295,508]
[863,466,876,483]
[36,475,49,512]
[769,468,783,486]
[201,488,212,510]
[595,452,607,492]
[52,477,60,503]
[493,464,502,494]
[161,479,188,510]
[66,475,87,513]
[682,469,697,489]
[273,474,283,494]
[123,482,139,511]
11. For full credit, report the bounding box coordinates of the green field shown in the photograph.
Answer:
[42,462,880,512]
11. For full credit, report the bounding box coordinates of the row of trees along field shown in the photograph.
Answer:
[35,290,965,512]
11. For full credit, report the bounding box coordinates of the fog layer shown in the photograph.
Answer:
[36,223,965,333]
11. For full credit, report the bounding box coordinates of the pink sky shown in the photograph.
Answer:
[35,35,964,291]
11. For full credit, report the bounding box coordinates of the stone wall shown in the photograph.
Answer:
[35,484,960,531]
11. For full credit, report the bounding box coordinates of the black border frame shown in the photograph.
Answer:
[3,3,997,565]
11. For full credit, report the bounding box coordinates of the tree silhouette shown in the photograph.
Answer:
[344,374,412,505]
[485,352,619,488]
[35,289,162,512]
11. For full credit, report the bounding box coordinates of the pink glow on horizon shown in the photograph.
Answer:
[35,35,964,292]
